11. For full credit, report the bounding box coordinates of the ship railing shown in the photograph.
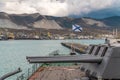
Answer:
[0,68,21,80]
[16,50,60,80]
[16,63,41,80]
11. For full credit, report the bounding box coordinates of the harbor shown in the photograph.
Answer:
[1,39,120,80]
[0,39,104,80]
[1,0,120,80]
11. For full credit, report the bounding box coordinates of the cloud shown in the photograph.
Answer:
[0,0,120,18]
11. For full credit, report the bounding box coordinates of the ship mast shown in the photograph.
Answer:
[116,28,118,38]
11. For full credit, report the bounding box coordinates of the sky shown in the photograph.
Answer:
[0,0,120,18]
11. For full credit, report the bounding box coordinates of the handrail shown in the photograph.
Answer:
[0,68,22,80]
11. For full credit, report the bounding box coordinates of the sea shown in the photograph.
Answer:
[0,39,105,80]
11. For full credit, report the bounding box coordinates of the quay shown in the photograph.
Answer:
[28,66,85,80]
[61,42,88,54]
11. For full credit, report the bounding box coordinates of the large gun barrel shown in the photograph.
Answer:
[26,55,102,63]
[0,68,22,80]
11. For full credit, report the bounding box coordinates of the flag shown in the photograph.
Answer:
[72,24,83,32]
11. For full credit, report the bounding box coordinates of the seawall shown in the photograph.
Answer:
[61,42,88,54]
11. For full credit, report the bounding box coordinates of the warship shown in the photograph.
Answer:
[1,41,120,80]
[26,41,120,80]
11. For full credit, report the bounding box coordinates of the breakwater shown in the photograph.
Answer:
[61,42,88,54]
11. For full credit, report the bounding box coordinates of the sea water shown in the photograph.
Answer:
[0,39,104,80]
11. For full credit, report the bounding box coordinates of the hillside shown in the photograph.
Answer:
[0,12,120,30]
[102,16,120,28]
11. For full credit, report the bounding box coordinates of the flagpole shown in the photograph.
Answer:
[71,25,75,54]
[71,24,82,55]
[71,30,74,53]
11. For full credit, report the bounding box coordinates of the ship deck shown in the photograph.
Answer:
[28,66,85,80]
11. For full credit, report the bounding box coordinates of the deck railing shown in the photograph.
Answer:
[16,64,41,80]
[16,50,61,80]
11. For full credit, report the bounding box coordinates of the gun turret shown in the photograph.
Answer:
[26,44,120,79]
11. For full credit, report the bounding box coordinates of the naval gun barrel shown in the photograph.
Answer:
[0,68,22,80]
[26,55,102,63]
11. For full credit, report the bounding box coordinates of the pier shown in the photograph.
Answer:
[61,42,88,54]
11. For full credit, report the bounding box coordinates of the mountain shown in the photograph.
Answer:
[0,12,62,29]
[33,19,62,29]
[0,12,120,30]
[101,16,120,28]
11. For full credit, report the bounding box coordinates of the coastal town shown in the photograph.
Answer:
[0,28,118,40]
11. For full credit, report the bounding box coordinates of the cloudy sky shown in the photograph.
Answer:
[0,0,120,18]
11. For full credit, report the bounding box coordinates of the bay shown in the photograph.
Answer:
[0,39,104,80]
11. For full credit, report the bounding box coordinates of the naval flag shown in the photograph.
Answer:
[72,24,83,32]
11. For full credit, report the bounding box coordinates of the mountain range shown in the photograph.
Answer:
[0,12,120,30]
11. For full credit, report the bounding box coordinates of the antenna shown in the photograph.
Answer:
[113,29,115,36]
[116,28,118,37]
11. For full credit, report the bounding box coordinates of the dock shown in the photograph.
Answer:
[28,66,85,80]
[61,42,88,54]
